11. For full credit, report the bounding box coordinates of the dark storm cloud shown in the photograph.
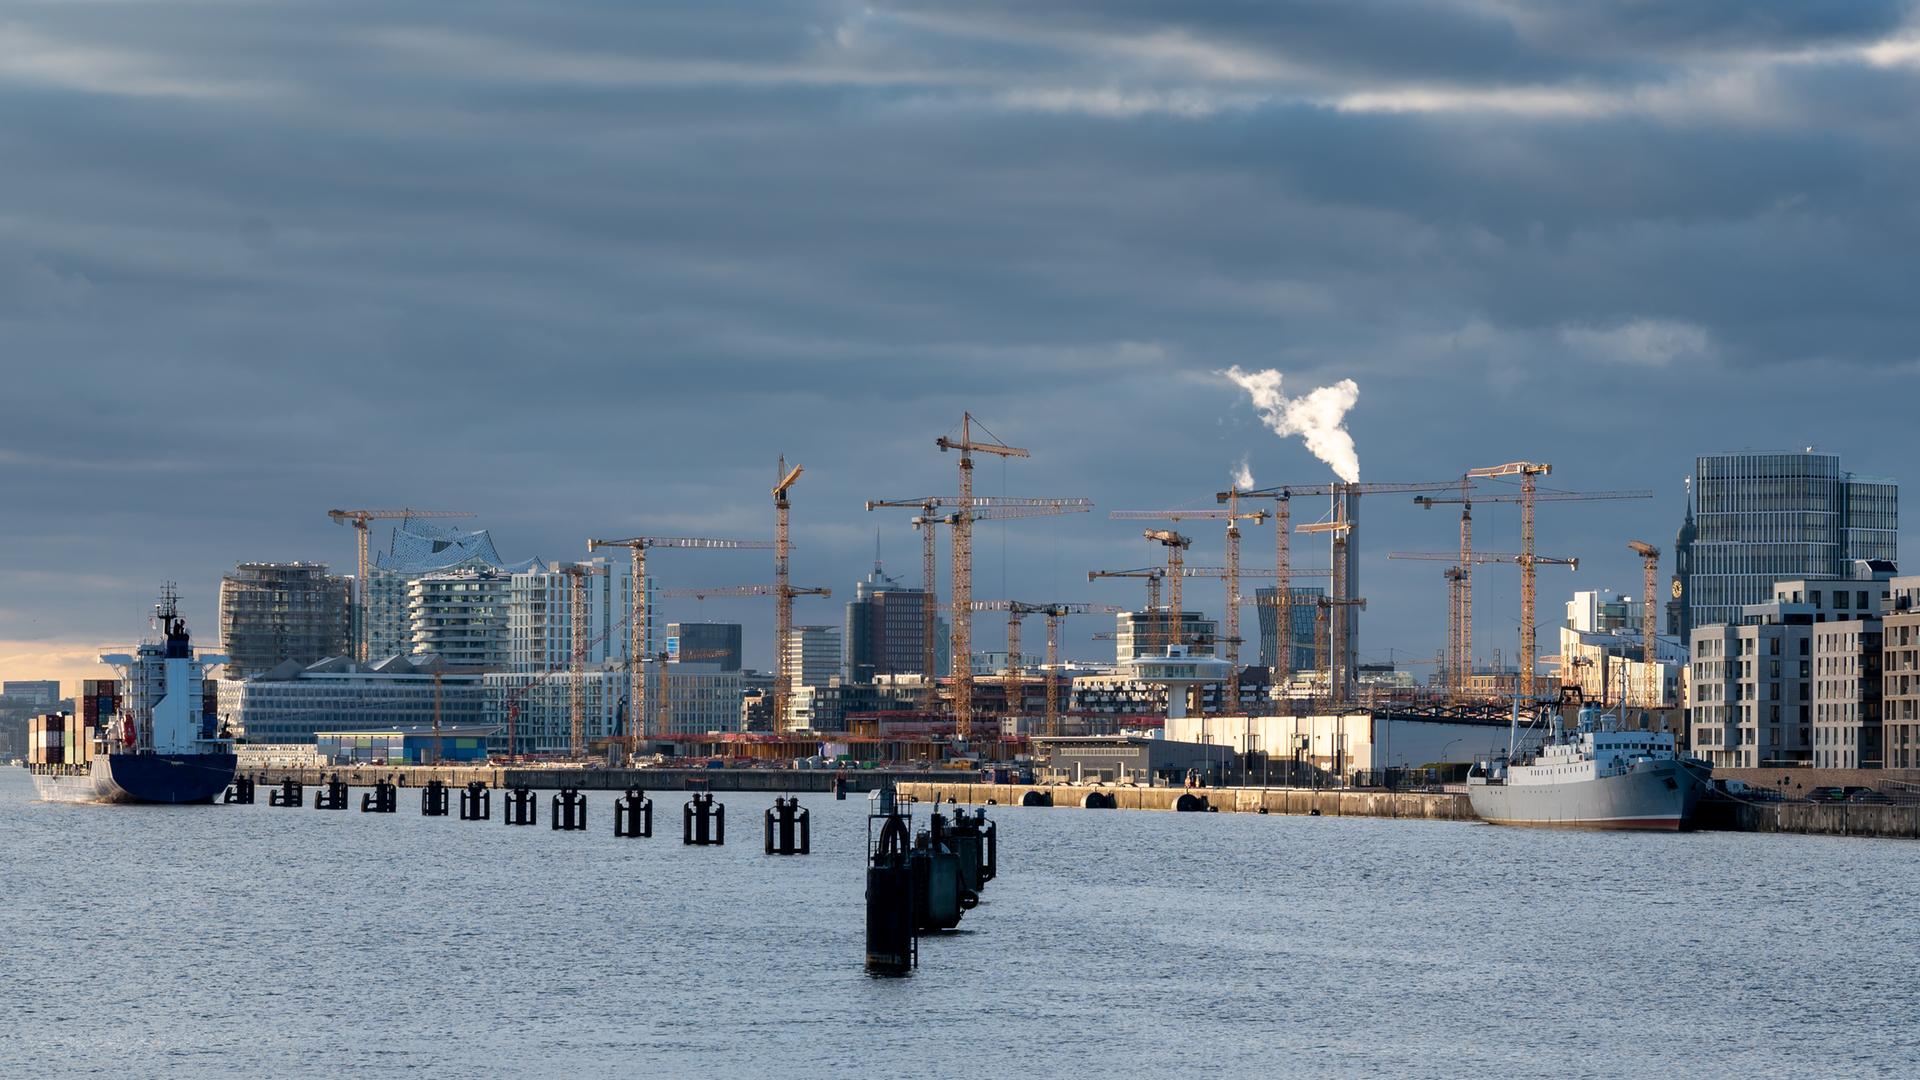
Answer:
[3,0,1918,675]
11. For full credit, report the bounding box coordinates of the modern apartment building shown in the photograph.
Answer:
[408,569,508,669]
[1881,577,1920,769]
[1812,620,1882,769]
[1688,568,1895,769]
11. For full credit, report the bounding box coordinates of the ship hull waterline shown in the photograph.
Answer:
[28,753,237,805]
[1467,759,1708,831]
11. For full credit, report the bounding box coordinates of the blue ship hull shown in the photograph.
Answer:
[29,753,237,804]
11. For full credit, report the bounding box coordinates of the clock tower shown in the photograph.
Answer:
[1665,479,1696,643]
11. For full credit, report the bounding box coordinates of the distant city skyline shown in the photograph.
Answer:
[6,3,1920,687]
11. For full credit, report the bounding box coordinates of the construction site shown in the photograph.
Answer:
[285,409,1688,785]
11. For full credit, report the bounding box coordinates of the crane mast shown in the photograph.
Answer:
[1111,503,1267,713]
[971,600,1120,737]
[1417,484,1650,692]
[586,534,774,749]
[933,416,1033,742]
[556,561,607,758]
[1628,540,1663,708]
[869,492,1088,723]
[1464,462,1552,697]
[773,458,804,732]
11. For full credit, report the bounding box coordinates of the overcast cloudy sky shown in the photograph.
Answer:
[5,1,1919,688]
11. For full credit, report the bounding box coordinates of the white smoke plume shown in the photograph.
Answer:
[1223,366,1361,483]
[1231,456,1255,491]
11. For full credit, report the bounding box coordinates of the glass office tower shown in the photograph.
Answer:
[1688,451,1898,629]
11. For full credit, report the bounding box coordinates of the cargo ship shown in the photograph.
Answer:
[1466,700,1710,830]
[23,586,236,804]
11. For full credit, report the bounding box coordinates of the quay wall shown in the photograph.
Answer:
[896,782,1475,820]
[1695,798,1920,839]
[898,782,1920,839]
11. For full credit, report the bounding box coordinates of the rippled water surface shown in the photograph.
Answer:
[1,768,1911,1078]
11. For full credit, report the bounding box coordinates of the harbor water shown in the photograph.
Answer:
[0,768,1909,1078]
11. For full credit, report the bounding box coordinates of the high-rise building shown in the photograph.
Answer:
[667,622,742,671]
[1255,586,1324,674]
[784,625,842,689]
[504,559,637,674]
[484,564,656,751]
[217,562,351,680]
[1684,451,1897,631]
[844,562,931,682]
[781,625,841,727]
[408,569,508,669]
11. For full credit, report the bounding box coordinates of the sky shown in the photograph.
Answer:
[4,1,1920,691]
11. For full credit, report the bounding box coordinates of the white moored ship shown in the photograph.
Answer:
[1467,701,1710,830]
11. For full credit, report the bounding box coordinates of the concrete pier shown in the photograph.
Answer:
[897,782,1475,821]
[240,765,957,794]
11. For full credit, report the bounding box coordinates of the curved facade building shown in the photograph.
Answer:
[408,569,508,669]
[362,520,540,659]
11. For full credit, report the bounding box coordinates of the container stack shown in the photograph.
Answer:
[28,713,66,766]
[79,678,119,732]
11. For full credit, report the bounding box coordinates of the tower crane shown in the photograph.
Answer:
[585,534,774,750]
[1628,540,1662,707]
[1388,549,1579,700]
[1224,480,1453,695]
[970,601,1123,736]
[326,508,476,661]
[1456,464,1655,697]
[1088,567,1165,617]
[655,579,831,734]
[935,414,1034,742]
[1442,566,1466,691]
[773,458,803,733]
[867,495,1092,712]
[555,561,608,759]
[1464,462,1551,697]
[1413,485,1650,686]
[1111,502,1269,712]
[1141,530,1193,654]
